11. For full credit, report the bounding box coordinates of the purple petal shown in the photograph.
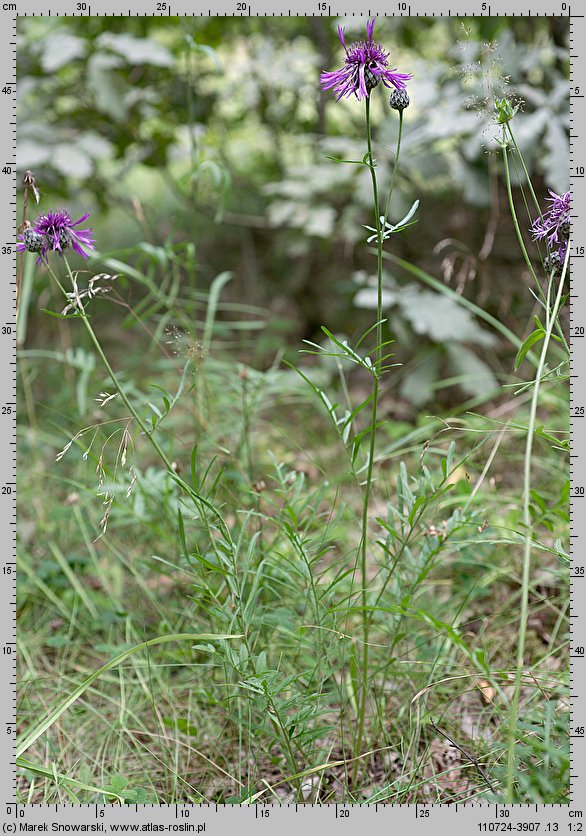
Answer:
[71,230,95,258]
[357,64,368,99]
[337,25,346,50]
[71,240,89,258]
[71,212,90,228]
[366,17,376,41]
[321,67,351,93]
[381,68,413,90]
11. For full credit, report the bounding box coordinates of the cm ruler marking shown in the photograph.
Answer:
[5,0,16,804]
[4,1,582,830]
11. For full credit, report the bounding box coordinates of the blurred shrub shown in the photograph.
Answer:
[17,16,569,405]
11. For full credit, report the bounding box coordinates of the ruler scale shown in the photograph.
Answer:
[5,1,582,830]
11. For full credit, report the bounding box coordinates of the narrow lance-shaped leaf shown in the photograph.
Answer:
[515,328,546,370]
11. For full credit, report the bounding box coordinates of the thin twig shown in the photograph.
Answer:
[430,718,497,794]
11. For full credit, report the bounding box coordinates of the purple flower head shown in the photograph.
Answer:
[531,190,570,275]
[321,17,412,102]
[17,209,95,263]
[531,190,570,250]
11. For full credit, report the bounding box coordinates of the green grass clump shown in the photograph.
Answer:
[17,259,569,804]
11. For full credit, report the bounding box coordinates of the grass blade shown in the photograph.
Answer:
[16,632,242,758]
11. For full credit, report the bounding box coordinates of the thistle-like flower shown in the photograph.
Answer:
[531,190,570,270]
[320,18,412,102]
[17,209,95,262]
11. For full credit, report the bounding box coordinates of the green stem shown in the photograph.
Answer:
[364,110,406,632]
[353,95,385,772]
[501,129,569,357]
[501,129,541,290]
[60,258,174,471]
[51,258,222,523]
[382,110,404,227]
[505,124,569,357]
[505,124,542,218]
[504,247,569,801]
[54,258,303,792]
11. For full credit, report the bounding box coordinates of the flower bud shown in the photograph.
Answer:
[23,228,46,253]
[389,89,410,111]
[544,251,563,276]
[494,97,519,124]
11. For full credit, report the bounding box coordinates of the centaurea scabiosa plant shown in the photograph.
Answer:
[495,99,570,801]
[320,18,413,767]
[17,200,309,790]
[17,207,222,526]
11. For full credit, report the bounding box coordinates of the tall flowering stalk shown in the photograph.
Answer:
[321,18,411,766]
[496,102,570,801]
[19,212,165,459]
[19,208,307,792]
[17,210,222,521]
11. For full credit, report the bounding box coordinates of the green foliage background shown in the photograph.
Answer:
[18,15,569,402]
